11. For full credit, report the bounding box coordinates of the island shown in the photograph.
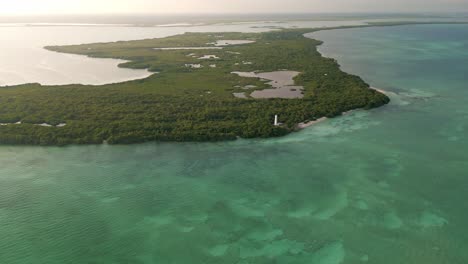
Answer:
[0,28,390,145]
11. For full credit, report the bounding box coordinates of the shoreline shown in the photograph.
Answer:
[371,87,389,95]
[297,117,328,129]
[296,87,388,130]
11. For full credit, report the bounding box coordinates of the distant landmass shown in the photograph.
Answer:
[0,25,398,145]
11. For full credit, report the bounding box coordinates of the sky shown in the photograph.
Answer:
[1,0,468,15]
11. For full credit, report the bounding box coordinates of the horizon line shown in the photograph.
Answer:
[1,11,468,17]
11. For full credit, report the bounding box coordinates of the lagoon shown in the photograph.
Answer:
[0,20,367,86]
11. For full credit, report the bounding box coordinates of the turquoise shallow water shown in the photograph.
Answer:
[1,24,468,263]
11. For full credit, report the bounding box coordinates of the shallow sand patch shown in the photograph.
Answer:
[207,244,230,257]
[313,189,348,220]
[199,55,220,60]
[40,123,67,127]
[383,211,403,229]
[0,121,21,126]
[240,239,305,259]
[37,123,53,127]
[232,71,304,99]
[154,47,223,50]
[0,122,66,127]
[310,241,345,264]
[233,92,248,99]
[185,64,203,69]
[287,206,317,218]
[247,229,283,242]
[418,211,448,228]
[209,40,256,46]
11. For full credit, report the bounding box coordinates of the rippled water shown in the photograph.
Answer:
[1,24,468,263]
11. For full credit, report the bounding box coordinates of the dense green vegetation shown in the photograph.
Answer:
[0,28,389,145]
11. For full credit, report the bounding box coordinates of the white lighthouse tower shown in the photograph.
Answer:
[274,115,279,126]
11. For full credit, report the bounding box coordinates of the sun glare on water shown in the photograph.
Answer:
[0,0,131,15]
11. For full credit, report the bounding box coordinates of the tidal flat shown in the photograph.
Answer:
[232,71,304,98]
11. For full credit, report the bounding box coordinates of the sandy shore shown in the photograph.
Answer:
[292,87,390,130]
[371,87,389,95]
[297,117,328,129]
[296,107,362,129]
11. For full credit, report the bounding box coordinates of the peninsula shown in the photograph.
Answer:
[0,28,389,145]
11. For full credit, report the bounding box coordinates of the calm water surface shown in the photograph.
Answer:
[1,24,468,263]
[0,20,366,86]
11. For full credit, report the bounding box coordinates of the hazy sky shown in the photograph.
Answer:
[1,0,468,15]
